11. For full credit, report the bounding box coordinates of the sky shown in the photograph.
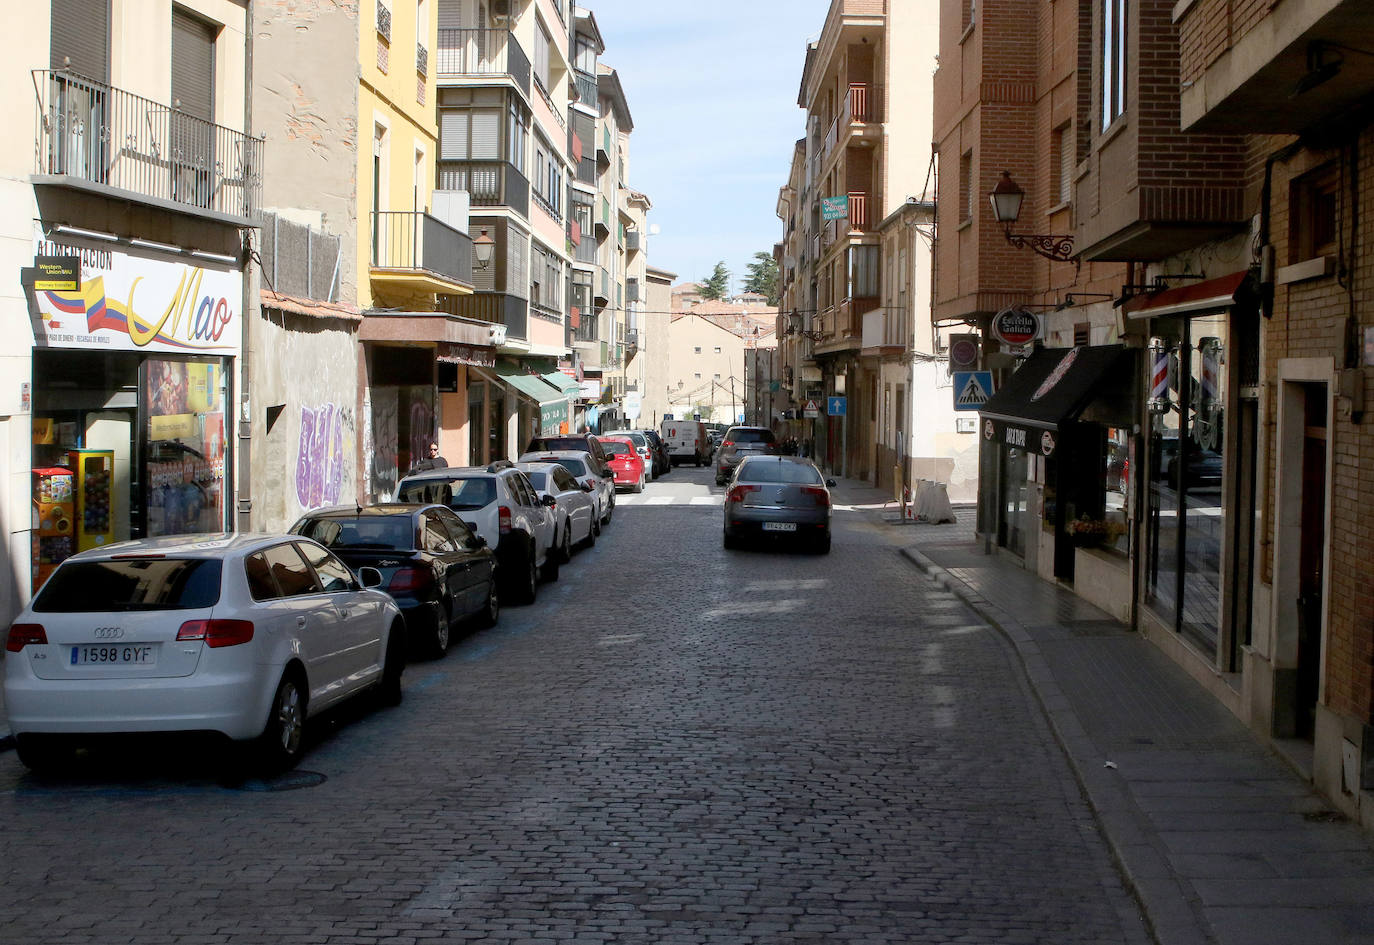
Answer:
[584,0,833,294]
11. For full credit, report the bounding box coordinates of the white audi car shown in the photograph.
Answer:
[3,533,406,772]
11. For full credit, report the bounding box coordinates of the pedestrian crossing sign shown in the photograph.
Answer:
[952,371,995,411]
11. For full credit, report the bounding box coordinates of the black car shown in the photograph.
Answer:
[525,433,610,474]
[714,426,780,485]
[638,429,671,477]
[290,503,499,659]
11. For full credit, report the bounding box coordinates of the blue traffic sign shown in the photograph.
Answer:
[952,371,995,411]
[827,396,846,416]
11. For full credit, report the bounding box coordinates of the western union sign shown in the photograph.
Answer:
[23,256,81,292]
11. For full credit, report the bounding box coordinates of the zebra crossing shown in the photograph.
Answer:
[614,493,723,507]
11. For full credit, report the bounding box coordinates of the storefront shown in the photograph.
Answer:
[1126,272,1260,670]
[27,234,241,590]
[977,345,1138,585]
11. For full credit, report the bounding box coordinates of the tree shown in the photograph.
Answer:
[700,261,730,300]
[743,252,779,305]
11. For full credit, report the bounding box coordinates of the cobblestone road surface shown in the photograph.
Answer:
[0,467,1150,944]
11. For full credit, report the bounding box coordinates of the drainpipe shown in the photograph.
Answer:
[236,0,255,532]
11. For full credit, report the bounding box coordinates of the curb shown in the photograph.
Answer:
[898,546,1211,945]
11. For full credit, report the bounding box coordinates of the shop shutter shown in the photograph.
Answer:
[51,0,109,80]
[171,8,215,122]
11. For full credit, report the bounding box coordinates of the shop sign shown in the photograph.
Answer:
[540,400,567,434]
[990,306,1040,348]
[32,227,242,355]
[580,378,602,401]
[986,419,1057,457]
[22,256,81,291]
[436,342,496,368]
[821,196,848,220]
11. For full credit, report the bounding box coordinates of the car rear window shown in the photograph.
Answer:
[294,516,414,551]
[532,437,587,452]
[600,441,632,456]
[730,429,775,443]
[33,558,222,612]
[398,477,495,511]
[737,461,823,485]
[523,471,548,491]
[552,458,587,477]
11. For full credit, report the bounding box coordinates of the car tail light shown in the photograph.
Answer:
[801,486,831,507]
[722,440,734,449]
[176,619,255,648]
[498,505,512,534]
[727,484,760,503]
[7,623,47,652]
[388,566,435,593]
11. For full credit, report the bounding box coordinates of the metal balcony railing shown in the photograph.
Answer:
[33,69,263,223]
[371,210,473,287]
[436,29,530,98]
[821,83,880,163]
[442,292,528,341]
[438,160,529,217]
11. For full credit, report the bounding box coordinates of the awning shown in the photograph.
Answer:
[484,362,572,435]
[1124,270,1252,319]
[541,370,580,396]
[980,345,1136,458]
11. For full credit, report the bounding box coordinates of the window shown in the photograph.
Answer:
[421,512,457,553]
[1102,0,1127,129]
[1053,125,1073,206]
[713,346,721,354]
[694,372,702,380]
[262,543,321,597]
[532,19,551,94]
[532,133,562,217]
[1290,164,1339,263]
[959,151,973,223]
[297,541,356,592]
[713,373,721,381]
[1074,322,1090,346]
[850,245,879,298]
[574,36,597,74]
[530,241,562,311]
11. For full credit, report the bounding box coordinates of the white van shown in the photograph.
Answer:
[660,418,710,466]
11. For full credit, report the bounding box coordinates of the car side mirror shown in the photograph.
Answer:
[541,494,557,507]
[825,478,836,487]
[471,534,488,548]
[582,482,594,492]
[357,566,384,589]
[602,469,615,478]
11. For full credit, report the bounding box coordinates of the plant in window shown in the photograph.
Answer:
[1064,516,1126,546]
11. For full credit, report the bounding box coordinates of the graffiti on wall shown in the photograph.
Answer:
[408,389,435,473]
[371,388,399,501]
[295,403,353,510]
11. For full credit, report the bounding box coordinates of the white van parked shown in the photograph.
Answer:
[661,418,711,466]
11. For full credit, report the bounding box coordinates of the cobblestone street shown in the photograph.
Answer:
[0,468,1149,944]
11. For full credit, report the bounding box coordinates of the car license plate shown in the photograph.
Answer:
[762,522,797,532]
[70,645,156,666]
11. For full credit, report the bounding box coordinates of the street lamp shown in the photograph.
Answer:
[473,227,495,269]
[988,171,1075,263]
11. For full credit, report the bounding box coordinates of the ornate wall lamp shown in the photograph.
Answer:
[473,227,495,269]
[988,171,1076,263]
[783,310,824,342]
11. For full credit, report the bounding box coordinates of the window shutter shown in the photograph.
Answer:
[171,8,215,122]
[506,223,528,297]
[51,0,109,80]
[470,111,499,159]
[440,111,469,159]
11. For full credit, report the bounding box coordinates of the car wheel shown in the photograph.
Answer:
[478,580,499,628]
[723,528,740,550]
[541,541,561,582]
[378,621,405,707]
[430,603,451,660]
[632,474,644,494]
[813,531,832,555]
[559,526,574,562]
[14,734,70,773]
[257,672,307,773]
[604,497,614,524]
[514,545,539,604]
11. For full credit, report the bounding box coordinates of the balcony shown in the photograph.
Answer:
[32,69,263,226]
[370,210,474,295]
[821,83,881,164]
[435,29,531,99]
[573,68,598,108]
[438,160,529,217]
[440,291,528,342]
[1179,0,1374,135]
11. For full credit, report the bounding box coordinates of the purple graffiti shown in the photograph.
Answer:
[296,403,347,509]
[409,398,435,470]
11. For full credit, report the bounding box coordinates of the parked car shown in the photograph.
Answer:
[715,425,780,485]
[722,456,834,554]
[1164,446,1223,490]
[290,503,498,659]
[660,419,711,466]
[604,430,656,480]
[517,461,598,560]
[638,429,671,478]
[596,436,647,492]
[396,461,558,604]
[524,433,610,475]
[518,449,615,526]
[3,533,405,773]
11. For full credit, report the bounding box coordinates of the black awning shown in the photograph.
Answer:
[980,345,1136,458]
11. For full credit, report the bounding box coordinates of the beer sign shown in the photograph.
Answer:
[991,306,1040,348]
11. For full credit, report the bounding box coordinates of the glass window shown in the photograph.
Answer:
[33,558,222,612]
[850,245,879,297]
[523,470,548,491]
[420,512,457,553]
[244,553,279,601]
[296,541,355,593]
[398,476,495,511]
[144,358,228,536]
[435,507,480,551]
[1102,0,1128,129]
[262,543,322,597]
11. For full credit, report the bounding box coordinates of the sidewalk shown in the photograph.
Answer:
[829,475,1374,945]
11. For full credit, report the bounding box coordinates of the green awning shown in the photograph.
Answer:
[542,371,580,396]
[495,363,566,406]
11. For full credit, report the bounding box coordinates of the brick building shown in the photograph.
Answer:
[935,0,1374,825]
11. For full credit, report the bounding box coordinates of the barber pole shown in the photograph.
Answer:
[1148,339,1170,413]
[1198,337,1220,405]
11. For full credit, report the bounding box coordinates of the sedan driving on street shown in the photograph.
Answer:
[722,456,834,553]
[3,533,406,773]
[290,504,499,659]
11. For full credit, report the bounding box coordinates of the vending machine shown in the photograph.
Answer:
[32,466,74,590]
[72,449,115,551]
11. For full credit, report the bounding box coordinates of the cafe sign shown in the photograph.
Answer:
[991,305,1040,348]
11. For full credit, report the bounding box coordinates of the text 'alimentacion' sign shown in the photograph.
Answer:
[32,229,241,356]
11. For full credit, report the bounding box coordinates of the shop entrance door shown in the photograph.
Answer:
[998,446,1028,557]
[1295,387,1327,740]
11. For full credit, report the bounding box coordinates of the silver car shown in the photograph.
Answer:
[722,456,834,554]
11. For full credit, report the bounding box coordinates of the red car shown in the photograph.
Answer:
[595,436,647,493]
